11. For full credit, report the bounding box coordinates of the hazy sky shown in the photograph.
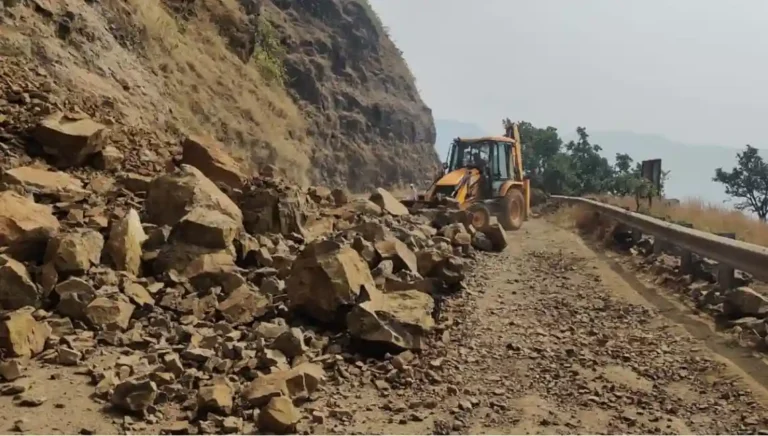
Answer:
[369,0,768,147]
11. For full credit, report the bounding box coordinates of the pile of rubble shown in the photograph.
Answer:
[0,113,508,433]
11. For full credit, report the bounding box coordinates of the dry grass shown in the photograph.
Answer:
[7,0,310,184]
[587,195,768,247]
[124,0,310,182]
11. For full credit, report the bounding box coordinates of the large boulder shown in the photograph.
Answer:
[350,222,392,242]
[153,243,237,281]
[286,240,376,323]
[145,165,242,227]
[180,134,247,190]
[724,287,768,318]
[374,237,418,273]
[0,307,51,357]
[55,277,97,319]
[415,248,452,277]
[111,378,157,413]
[0,255,40,310]
[481,223,508,251]
[240,185,307,236]
[336,199,382,219]
[217,286,270,325]
[105,209,147,276]
[2,166,87,199]
[347,289,434,350]
[258,397,300,434]
[331,188,349,206]
[44,229,104,274]
[169,207,240,249]
[0,191,60,260]
[84,295,135,331]
[197,376,234,416]
[369,188,409,216]
[241,362,324,407]
[32,112,108,167]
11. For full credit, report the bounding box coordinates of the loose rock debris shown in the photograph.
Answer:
[0,117,508,434]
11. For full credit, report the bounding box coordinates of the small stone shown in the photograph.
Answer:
[221,416,243,433]
[270,327,306,358]
[123,282,155,307]
[0,384,26,395]
[160,420,190,435]
[0,255,40,310]
[111,378,157,412]
[44,229,104,274]
[0,307,51,357]
[17,395,47,407]
[57,346,82,366]
[258,396,300,434]
[105,209,147,276]
[197,376,234,416]
[13,418,31,432]
[0,359,23,381]
[84,296,134,331]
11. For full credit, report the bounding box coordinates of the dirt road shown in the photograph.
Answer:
[3,218,768,434]
[327,218,768,435]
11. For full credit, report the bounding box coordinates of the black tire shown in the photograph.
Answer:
[499,189,525,230]
[467,203,491,230]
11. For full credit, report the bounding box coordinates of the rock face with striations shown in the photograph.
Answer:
[268,0,439,190]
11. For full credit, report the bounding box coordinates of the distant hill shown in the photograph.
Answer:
[434,119,486,161]
[573,131,752,206]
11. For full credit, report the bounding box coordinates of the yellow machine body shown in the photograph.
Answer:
[425,123,531,230]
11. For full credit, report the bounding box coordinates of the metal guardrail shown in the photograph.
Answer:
[552,195,768,284]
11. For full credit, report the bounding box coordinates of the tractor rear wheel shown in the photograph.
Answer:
[499,189,525,231]
[468,203,491,230]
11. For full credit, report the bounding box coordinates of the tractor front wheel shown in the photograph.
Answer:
[467,203,491,230]
[499,189,525,231]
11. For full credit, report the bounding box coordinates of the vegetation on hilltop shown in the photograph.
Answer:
[505,119,665,209]
[713,145,768,221]
[513,118,768,244]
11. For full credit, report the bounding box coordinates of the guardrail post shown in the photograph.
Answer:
[678,222,694,274]
[715,232,737,290]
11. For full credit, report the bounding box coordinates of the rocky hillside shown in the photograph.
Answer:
[0,0,437,189]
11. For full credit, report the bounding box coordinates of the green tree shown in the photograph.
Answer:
[514,121,563,187]
[541,152,579,195]
[713,145,768,221]
[564,127,614,195]
[614,153,634,174]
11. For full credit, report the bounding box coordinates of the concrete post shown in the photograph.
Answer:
[678,222,694,274]
[715,232,737,290]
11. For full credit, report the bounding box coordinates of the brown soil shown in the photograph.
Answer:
[0,0,437,189]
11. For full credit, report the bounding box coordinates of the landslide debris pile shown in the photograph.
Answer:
[0,117,506,434]
[607,230,768,341]
[0,0,438,190]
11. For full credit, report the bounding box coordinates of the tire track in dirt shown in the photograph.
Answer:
[331,219,768,434]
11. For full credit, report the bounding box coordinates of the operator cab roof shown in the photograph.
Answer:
[456,136,516,144]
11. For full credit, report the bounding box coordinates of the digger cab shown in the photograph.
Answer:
[444,136,521,196]
[426,122,530,230]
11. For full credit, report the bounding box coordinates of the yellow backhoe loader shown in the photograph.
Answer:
[423,122,530,230]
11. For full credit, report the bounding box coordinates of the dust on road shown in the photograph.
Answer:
[329,218,768,435]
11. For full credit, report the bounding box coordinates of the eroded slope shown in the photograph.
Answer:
[0,0,437,188]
